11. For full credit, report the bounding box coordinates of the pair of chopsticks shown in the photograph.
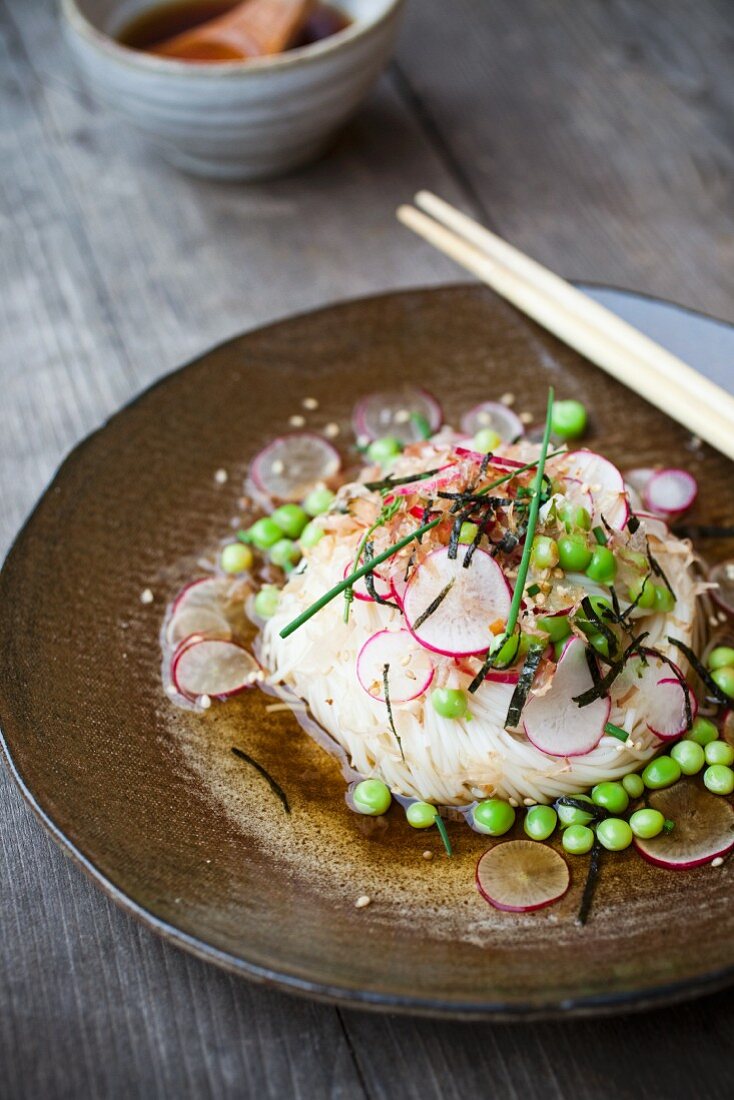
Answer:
[397,192,734,462]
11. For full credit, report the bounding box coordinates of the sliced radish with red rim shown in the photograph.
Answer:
[523,636,610,754]
[342,559,393,603]
[403,545,512,657]
[460,402,524,443]
[172,576,229,615]
[356,629,435,703]
[476,841,570,912]
[250,434,340,502]
[647,677,697,740]
[353,388,442,444]
[172,638,260,700]
[624,467,657,507]
[633,781,734,869]
[560,450,628,530]
[167,605,232,647]
[643,468,697,517]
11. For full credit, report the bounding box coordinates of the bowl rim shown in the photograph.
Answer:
[61,0,405,77]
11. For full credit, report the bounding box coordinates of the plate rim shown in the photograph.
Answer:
[2,282,733,1020]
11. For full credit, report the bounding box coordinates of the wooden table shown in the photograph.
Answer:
[2,1,733,1096]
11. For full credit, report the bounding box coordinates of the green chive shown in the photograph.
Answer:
[604,721,629,742]
[593,525,607,545]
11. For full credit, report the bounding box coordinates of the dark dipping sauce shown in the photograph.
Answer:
[118,1,351,55]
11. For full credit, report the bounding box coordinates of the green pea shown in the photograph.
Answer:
[703,764,734,796]
[472,427,502,453]
[629,808,665,839]
[591,781,629,814]
[557,794,595,828]
[686,716,719,746]
[303,486,335,517]
[220,542,254,574]
[559,502,592,531]
[269,538,301,571]
[588,632,610,659]
[551,399,587,440]
[652,585,676,614]
[562,824,595,854]
[708,646,734,671]
[352,779,392,816]
[711,666,734,699]
[473,799,516,836]
[248,516,283,550]
[524,805,558,841]
[495,632,523,667]
[406,801,438,828]
[596,818,633,851]
[671,739,705,775]
[642,755,681,790]
[627,576,656,610]
[431,687,468,719]
[554,638,568,661]
[253,585,279,619]
[705,740,734,767]
[271,503,308,539]
[622,772,645,799]
[458,521,479,545]
[586,546,616,584]
[537,614,571,643]
[575,595,612,634]
[531,535,559,570]
[557,534,592,573]
[300,520,325,549]
[367,437,402,464]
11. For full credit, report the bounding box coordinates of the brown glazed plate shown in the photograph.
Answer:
[1,285,733,1020]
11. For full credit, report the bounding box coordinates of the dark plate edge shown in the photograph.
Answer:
[2,282,733,1021]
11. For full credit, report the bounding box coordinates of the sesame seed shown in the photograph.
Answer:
[535,593,546,607]
[689,435,703,450]
[323,422,340,439]
[477,411,491,425]
[289,414,306,428]
[214,468,228,484]
[519,411,533,425]
[712,857,724,867]
[140,588,154,604]
[357,434,370,449]
[523,797,536,806]
[500,392,515,406]
[395,409,411,424]
[615,743,625,752]
[355,895,371,909]
[303,397,319,410]
[422,850,433,860]
[166,683,177,696]
[404,669,417,680]
[199,694,212,710]
[271,459,285,475]
[508,797,519,807]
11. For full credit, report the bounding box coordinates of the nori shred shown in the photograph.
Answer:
[363,541,400,610]
[580,596,619,656]
[231,747,290,814]
[627,514,641,534]
[585,644,603,688]
[577,841,602,926]
[667,636,731,707]
[412,577,455,630]
[647,545,675,596]
[505,644,544,728]
[382,663,405,761]
[572,632,649,707]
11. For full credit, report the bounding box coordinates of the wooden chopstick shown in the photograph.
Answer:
[397,195,734,462]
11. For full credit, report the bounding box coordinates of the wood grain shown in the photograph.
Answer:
[1,0,733,1096]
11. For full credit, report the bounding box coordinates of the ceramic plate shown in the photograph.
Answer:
[1,286,733,1019]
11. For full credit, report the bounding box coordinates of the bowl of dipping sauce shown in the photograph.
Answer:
[62,0,405,180]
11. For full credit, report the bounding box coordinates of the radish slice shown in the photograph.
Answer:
[172,638,259,700]
[172,576,229,615]
[167,605,232,646]
[560,450,629,530]
[634,782,734,869]
[624,467,657,506]
[460,402,524,442]
[342,560,393,603]
[644,468,697,516]
[353,388,442,443]
[523,637,610,754]
[476,841,570,912]
[356,629,435,703]
[710,560,734,617]
[250,434,340,501]
[647,677,698,740]
[403,545,512,657]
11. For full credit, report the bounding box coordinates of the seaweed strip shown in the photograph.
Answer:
[572,632,649,707]
[382,663,405,761]
[363,541,400,610]
[412,578,455,630]
[463,508,495,568]
[627,514,640,534]
[555,796,607,823]
[666,637,730,707]
[505,644,544,728]
[231,747,290,814]
[577,841,602,926]
[647,545,675,596]
[580,596,619,656]
[585,644,603,688]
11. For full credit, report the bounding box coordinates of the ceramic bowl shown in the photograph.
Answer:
[61,0,405,180]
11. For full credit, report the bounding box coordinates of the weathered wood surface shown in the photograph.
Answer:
[2,0,733,1096]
